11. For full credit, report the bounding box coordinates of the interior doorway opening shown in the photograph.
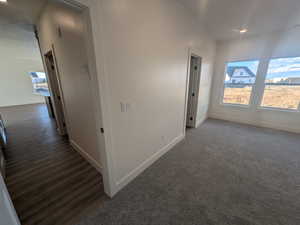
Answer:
[44,49,68,136]
[0,0,106,224]
[186,54,202,128]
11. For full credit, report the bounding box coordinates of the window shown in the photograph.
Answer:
[261,57,300,110]
[29,72,50,96]
[222,60,259,105]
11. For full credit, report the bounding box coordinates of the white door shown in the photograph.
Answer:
[186,55,201,127]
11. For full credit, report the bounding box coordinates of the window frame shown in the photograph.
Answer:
[257,56,300,112]
[220,59,260,108]
[29,71,50,96]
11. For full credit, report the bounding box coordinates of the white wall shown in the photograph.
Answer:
[0,174,21,225]
[0,25,45,107]
[209,29,300,133]
[38,1,102,170]
[90,0,216,195]
[194,49,216,126]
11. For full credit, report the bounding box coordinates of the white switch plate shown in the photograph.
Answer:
[126,103,131,112]
[120,102,126,112]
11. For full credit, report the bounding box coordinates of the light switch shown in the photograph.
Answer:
[126,103,131,112]
[120,102,125,112]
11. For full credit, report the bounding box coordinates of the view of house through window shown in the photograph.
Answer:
[29,72,50,96]
[222,60,259,105]
[261,57,300,110]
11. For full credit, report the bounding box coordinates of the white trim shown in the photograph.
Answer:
[184,48,202,131]
[183,49,192,135]
[209,112,300,134]
[56,0,116,197]
[257,105,300,113]
[70,140,103,174]
[50,45,71,135]
[220,102,251,109]
[81,0,116,197]
[43,49,68,136]
[114,134,185,195]
[196,114,207,128]
[219,60,260,107]
[190,54,202,128]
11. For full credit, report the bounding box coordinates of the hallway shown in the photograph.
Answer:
[0,104,105,225]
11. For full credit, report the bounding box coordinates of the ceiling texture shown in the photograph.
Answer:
[177,0,300,41]
[0,0,47,31]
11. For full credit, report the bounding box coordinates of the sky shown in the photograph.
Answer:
[227,57,300,79]
[266,57,300,79]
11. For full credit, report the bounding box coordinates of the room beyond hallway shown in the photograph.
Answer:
[74,119,300,225]
[0,104,105,225]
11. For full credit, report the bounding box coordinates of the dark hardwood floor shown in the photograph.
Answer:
[0,103,105,225]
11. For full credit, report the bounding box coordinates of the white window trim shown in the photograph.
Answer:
[257,105,300,113]
[259,56,300,112]
[220,57,300,113]
[220,59,260,107]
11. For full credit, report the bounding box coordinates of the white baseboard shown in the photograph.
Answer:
[114,134,185,194]
[209,112,300,134]
[196,115,207,128]
[70,140,103,174]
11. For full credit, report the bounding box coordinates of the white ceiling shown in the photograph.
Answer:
[0,0,48,31]
[177,0,300,41]
[1,0,300,40]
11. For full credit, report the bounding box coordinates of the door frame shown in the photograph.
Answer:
[54,0,116,197]
[183,49,202,133]
[44,47,69,136]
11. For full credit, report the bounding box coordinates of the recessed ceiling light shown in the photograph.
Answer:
[239,29,248,33]
[0,0,7,3]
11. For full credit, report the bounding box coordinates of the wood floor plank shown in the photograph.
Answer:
[0,104,105,225]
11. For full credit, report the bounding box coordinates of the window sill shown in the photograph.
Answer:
[257,106,300,113]
[220,102,250,109]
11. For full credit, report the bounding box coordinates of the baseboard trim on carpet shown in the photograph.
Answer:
[196,115,208,128]
[115,134,185,194]
[208,112,300,134]
[70,140,103,174]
